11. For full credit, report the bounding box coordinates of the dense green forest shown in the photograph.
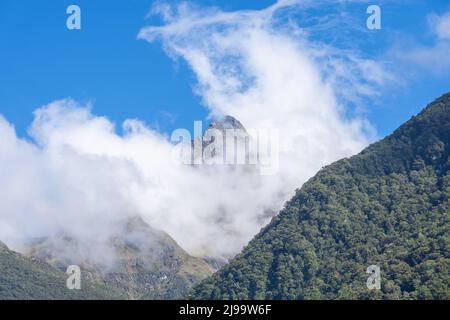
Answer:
[190,93,450,300]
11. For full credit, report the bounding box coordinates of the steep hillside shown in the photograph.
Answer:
[27,216,213,299]
[0,241,121,299]
[190,93,450,300]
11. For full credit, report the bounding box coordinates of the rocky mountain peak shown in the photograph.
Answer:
[0,241,8,252]
[207,115,247,132]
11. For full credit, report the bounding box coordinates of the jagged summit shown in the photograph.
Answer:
[208,115,247,132]
[189,115,251,165]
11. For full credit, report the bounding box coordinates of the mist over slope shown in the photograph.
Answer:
[0,241,122,300]
[0,1,382,261]
[26,216,213,299]
[190,93,450,300]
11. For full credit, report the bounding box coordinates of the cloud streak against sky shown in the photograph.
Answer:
[395,9,450,74]
[0,1,388,261]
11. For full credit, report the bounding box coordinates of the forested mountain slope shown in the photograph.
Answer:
[190,93,450,300]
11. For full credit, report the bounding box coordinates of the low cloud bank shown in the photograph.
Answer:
[0,1,387,260]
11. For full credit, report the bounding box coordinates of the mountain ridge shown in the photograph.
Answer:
[189,92,450,300]
[25,216,213,299]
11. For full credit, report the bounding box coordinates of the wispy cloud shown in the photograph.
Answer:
[1,1,389,261]
[395,10,450,74]
[429,11,450,40]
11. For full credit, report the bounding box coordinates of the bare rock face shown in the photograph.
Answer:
[0,241,8,252]
[191,115,253,166]
[208,115,247,132]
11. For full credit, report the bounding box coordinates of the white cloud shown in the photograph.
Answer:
[397,10,450,73]
[0,1,386,261]
[430,11,450,40]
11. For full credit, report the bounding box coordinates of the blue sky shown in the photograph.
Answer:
[1,0,450,138]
